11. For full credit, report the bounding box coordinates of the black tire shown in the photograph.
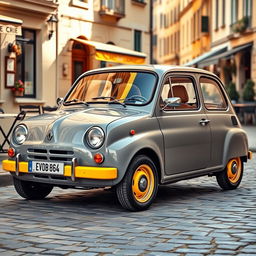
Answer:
[116,155,159,211]
[13,177,53,200]
[216,157,243,190]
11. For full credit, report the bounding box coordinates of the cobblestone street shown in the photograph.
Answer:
[0,155,255,256]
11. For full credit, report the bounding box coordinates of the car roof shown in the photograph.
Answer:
[85,64,217,78]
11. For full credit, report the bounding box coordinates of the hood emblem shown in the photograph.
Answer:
[46,130,53,141]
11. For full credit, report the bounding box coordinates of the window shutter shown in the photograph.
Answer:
[201,16,209,33]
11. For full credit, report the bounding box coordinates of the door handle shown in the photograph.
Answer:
[199,119,210,126]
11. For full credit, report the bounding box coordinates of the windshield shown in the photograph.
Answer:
[64,71,156,106]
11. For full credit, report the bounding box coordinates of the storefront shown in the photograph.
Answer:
[0,1,58,115]
[0,15,23,104]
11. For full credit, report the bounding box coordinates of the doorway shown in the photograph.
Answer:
[72,41,89,83]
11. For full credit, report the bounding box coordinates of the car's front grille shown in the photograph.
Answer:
[27,148,74,163]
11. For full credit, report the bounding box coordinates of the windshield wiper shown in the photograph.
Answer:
[108,99,126,108]
[124,95,147,103]
[92,96,115,100]
[63,99,89,106]
[91,96,126,107]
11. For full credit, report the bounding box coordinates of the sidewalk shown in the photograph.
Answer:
[242,125,256,152]
[0,126,255,186]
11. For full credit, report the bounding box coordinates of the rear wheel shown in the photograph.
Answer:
[216,157,243,190]
[116,155,158,211]
[13,177,53,200]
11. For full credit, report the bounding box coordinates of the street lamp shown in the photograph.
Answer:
[47,14,58,40]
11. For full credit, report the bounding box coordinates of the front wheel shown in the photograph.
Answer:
[116,155,159,211]
[13,177,53,200]
[216,157,243,190]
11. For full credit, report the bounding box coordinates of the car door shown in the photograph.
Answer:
[199,75,230,167]
[156,74,211,175]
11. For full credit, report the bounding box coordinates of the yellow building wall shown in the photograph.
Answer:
[180,0,210,65]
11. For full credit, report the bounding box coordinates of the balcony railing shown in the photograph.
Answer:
[100,0,125,19]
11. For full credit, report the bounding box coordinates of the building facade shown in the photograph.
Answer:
[57,0,150,97]
[153,0,211,65]
[0,0,58,112]
[209,0,255,94]
[153,0,180,65]
[0,0,150,115]
[153,0,256,97]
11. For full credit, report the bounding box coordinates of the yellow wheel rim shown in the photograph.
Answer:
[132,164,155,203]
[227,158,242,184]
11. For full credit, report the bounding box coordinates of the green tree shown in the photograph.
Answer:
[243,80,255,102]
[226,82,239,102]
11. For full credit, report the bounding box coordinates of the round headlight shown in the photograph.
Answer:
[86,127,105,149]
[13,125,28,145]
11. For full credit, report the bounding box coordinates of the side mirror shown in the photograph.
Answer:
[56,97,63,106]
[162,97,181,110]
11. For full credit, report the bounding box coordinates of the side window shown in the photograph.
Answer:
[160,76,199,110]
[200,77,227,110]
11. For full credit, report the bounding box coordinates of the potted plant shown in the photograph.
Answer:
[12,80,25,97]
[242,79,255,102]
[231,16,249,34]
[226,81,239,103]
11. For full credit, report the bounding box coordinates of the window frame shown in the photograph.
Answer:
[16,28,36,98]
[159,74,201,112]
[231,0,238,25]
[134,30,142,52]
[243,0,252,26]
[199,75,228,111]
[63,70,159,108]
[71,0,89,9]
[215,0,219,30]
[222,0,225,27]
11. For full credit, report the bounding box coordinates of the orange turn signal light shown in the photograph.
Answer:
[94,153,104,164]
[8,148,15,158]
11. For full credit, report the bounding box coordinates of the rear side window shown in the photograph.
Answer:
[200,77,227,110]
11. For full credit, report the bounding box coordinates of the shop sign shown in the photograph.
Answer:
[0,24,21,35]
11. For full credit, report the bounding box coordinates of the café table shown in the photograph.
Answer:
[0,112,26,153]
[232,103,256,125]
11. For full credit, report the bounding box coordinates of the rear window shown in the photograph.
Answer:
[200,77,227,110]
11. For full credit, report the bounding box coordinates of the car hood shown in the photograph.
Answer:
[21,107,144,144]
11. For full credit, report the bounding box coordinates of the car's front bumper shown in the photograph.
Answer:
[2,159,118,183]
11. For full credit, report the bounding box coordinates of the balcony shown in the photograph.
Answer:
[131,0,147,7]
[100,0,125,21]
[231,16,252,35]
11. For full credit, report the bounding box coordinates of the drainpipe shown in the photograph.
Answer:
[55,12,59,100]
[149,0,153,64]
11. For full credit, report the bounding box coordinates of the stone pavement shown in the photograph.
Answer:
[0,155,255,255]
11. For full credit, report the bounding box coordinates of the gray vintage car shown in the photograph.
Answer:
[2,65,252,211]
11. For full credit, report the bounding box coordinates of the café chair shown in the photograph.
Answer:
[243,106,256,125]
[0,111,26,153]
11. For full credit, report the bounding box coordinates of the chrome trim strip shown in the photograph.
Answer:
[15,153,20,176]
[71,158,77,181]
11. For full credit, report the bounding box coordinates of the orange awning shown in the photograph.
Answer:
[72,38,146,65]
